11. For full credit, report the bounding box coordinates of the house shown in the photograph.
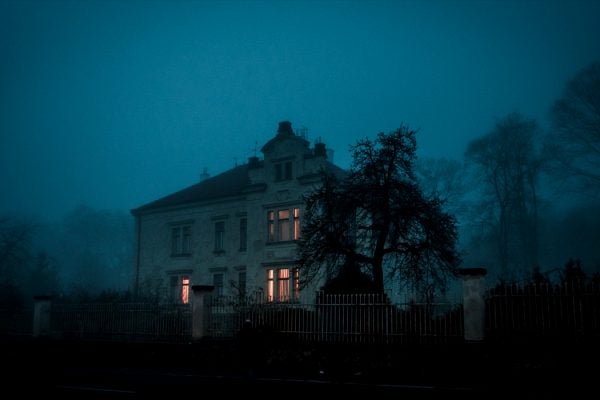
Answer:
[131,121,343,303]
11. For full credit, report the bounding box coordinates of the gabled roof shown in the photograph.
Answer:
[132,159,346,216]
[132,164,252,215]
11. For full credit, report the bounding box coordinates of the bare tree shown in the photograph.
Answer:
[299,126,460,295]
[547,61,600,197]
[465,112,542,278]
[416,157,469,218]
[0,217,35,309]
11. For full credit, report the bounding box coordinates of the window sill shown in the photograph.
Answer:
[265,240,298,246]
[170,253,192,258]
[213,249,226,255]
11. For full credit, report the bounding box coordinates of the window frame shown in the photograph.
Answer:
[214,221,225,252]
[266,267,300,302]
[170,275,191,304]
[239,218,247,251]
[171,224,192,257]
[266,207,301,243]
[274,161,293,181]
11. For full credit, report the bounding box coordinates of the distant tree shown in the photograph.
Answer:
[59,206,133,294]
[26,251,60,297]
[299,126,460,295]
[416,158,468,214]
[547,61,600,197]
[0,218,35,309]
[560,258,587,285]
[531,266,550,286]
[465,112,542,278]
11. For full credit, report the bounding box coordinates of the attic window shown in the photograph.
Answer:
[275,161,293,181]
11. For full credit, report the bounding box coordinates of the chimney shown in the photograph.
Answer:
[277,121,294,136]
[314,142,327,158]
[248,156,260,169]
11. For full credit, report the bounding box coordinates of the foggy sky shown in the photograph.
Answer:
[1,0,600,222]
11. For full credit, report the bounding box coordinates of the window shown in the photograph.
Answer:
[267,211,275,242]
[214,221,225,251]
[181,277,190,304]
[284,161,292,180]
[267,207,300,242]
[171,225,192,256]
[293,207,301,240]
[278,210,290,241]
[238,271,247,298]
[278,269,290,301]
[213,273,223,297]
[170,275,190,304]
[266,267,300,302]
[275,161,293,181]
[293,268,300,300]
[239,218,247,251]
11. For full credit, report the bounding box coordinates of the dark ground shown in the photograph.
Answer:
[2,334,597,398]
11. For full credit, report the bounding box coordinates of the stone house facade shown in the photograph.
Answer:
[131,121,343,303]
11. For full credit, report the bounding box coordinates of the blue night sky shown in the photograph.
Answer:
[1,0,600,221]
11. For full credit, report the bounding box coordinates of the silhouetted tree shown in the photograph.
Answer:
[26,251,60,297]
[0,218,34,309]
[547,61,600,197]
[465,112,542,278]
[561,258,587,285]
[298,126,460,294]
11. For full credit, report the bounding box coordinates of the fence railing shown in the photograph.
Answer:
[486,282,600,340]
[50,302,191,342]
[207,292,463,344]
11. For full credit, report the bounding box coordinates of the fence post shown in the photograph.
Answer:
[191,285,214,340]
[32,295,52,338]
[458,268,487,342]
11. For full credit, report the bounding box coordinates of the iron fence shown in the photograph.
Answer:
[207,292,463,344]
[50,302,191,342]
[486,282,600,340]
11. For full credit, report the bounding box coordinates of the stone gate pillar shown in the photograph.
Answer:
[191,285,214,340]
[458,268,487,342]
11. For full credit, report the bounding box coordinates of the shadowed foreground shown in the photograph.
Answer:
[2,335,596,398]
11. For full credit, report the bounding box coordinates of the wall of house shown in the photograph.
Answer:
[134,130,332,303]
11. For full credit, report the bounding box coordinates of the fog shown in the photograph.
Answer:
[1,0,600,296]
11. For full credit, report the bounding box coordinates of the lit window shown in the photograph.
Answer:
[293,208,300,240]
[278,269,290,301]
[214,221,225,251]
[239,218,247,251]
[181,277,190,304]
[171,275,190,304]
[171,225,192,256]
[267,207,301,242]
[266,268,299,302]
[267,269,274,302]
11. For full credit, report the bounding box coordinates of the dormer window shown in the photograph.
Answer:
[275,161,293,181]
